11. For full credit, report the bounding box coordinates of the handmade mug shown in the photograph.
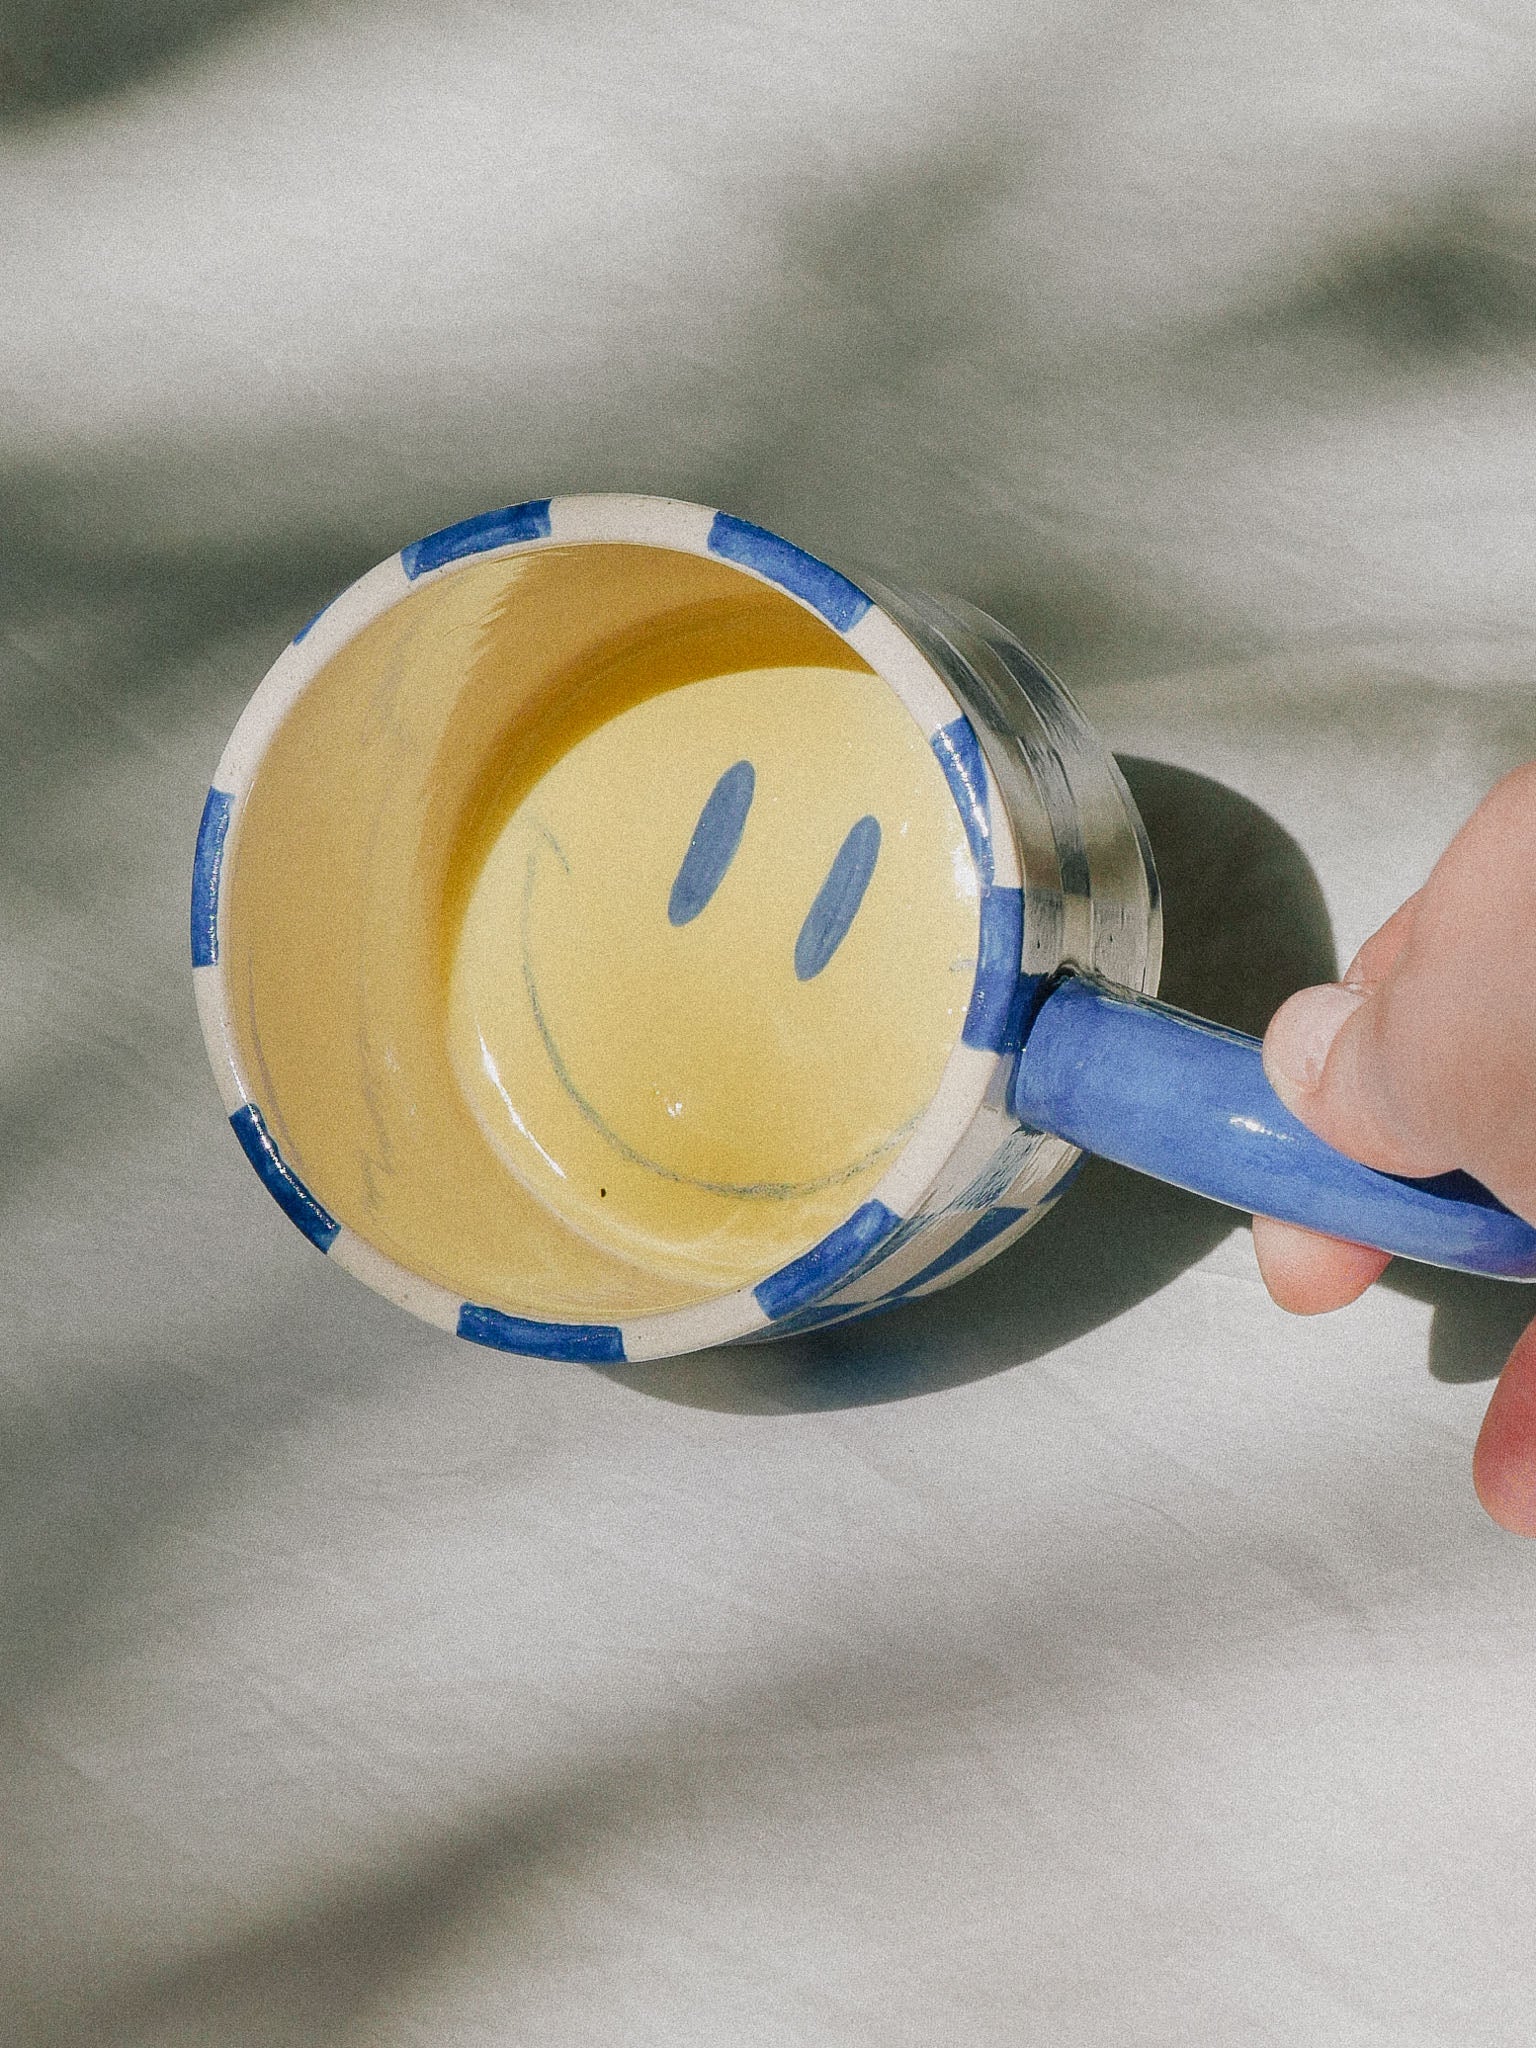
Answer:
[191,495,1536,1365]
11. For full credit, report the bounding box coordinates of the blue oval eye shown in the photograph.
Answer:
[668,760,756,926]
[795,815,881,980]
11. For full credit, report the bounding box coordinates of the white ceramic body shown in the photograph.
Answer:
[192,497,1160,1362]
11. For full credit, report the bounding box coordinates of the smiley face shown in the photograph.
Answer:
[447,663,980,1292]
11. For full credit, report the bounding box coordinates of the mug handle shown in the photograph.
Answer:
[1010,972,1536,1280]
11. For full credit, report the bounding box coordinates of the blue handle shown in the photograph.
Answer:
[1011,973,1536,1279]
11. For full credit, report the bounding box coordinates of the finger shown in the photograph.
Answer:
[1261,978,1440,1177]
[1263,766,1536,1196]
[1258,895,1419,1127]
[1473,1314,1536,1537]
[1340,891,1419,990]
[1252,1213,1391,1314]
[1262,979,1453,1178]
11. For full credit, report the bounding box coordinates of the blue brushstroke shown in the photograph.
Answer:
[782,1207,1028,1330]
[706,512,871,631]
[736,1186,1065,1342]
[229,1103,340,1252]
[952,1122,1052,1210]
[755,1200,902,1319]
[190,786,234,969]
[292,599,330,642]
[740,1296,881,1338]
[668,760,755,925]
[401,500,552,578]
[1012,972,1536,1279]
[962,885,1032,1051]
[794,816,881,980]
[930,717,994,886]
[457,1303,626,1364]
[884,1204,1028,1297]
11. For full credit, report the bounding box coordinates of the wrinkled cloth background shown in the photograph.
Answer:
[6,4,1536,2042]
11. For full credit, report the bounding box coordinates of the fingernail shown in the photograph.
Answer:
[1262,982,1366,1111]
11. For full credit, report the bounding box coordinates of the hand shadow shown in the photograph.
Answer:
[1382,1263,1534,1385]
[608,756,1340,1414]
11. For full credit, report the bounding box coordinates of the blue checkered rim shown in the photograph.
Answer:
[191,496,1028,1361]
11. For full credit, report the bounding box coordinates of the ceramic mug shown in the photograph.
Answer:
[191,495,1536,1366]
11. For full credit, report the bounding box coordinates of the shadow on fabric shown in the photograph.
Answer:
[0,0,307,120]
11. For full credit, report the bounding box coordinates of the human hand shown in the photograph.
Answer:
[1254,764,1536,1534]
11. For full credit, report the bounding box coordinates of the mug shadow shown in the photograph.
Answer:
[608,755,1340,1414]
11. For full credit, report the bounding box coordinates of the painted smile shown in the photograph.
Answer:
[518,801,915,1201]
[446,655,981,1294]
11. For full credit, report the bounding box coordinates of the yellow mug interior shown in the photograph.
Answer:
[224,543,982,1321]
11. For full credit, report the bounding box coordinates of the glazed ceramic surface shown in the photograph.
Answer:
[192,495,1159,1362]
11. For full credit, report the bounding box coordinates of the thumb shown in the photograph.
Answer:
[1261,976,1452,1181]
[1263,766,1536,1207]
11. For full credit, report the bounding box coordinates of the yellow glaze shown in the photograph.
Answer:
[224,543,976,1319]
[449,664,979,1290]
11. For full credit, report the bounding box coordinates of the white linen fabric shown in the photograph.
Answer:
[4,4,1536,2041]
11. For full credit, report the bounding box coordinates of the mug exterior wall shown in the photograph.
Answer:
[740,583,1162,1338]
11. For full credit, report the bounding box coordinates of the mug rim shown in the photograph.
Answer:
[191,493,1024,1363]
